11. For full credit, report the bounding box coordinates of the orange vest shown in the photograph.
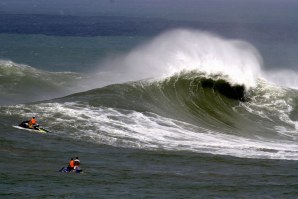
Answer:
[29,118,37,125]
[69,160,75,168]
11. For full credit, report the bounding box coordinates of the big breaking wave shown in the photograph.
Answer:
[2,29,298,160]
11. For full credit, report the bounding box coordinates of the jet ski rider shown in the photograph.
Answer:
[28,116,38,129]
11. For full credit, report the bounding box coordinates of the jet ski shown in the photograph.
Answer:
[59,166,83,173]
[14,121,48,134]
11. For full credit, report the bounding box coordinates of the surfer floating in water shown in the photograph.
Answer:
[60,157,83,173]
[67,158,75,171]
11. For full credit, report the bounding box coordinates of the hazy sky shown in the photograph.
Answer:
[0,0,297,23]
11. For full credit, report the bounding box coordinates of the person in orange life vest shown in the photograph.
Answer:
[68,158,75,170]
[28,117,37,129]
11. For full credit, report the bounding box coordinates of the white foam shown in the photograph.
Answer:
[240,80,298,142]
[9,102,298,160]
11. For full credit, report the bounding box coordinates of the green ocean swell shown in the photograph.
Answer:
[57,71,295,139]
[0,61,81,104]
[1,71,298,159]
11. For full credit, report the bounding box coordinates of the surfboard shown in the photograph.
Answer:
[12,125,48,134]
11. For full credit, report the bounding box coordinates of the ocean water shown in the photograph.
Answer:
[1,2,298,198]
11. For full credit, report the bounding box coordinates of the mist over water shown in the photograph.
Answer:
[83,29,298,93]
[263,69,298,90]
[90,30,261,88]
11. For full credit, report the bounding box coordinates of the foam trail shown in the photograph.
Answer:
[91,29,263,89]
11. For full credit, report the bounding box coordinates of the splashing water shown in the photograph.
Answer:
[93,29,263,89]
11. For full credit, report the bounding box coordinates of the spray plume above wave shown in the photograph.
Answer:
[93,29,263,90]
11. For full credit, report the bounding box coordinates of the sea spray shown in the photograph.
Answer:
[91,29,263,89]
[262,69,298,90]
